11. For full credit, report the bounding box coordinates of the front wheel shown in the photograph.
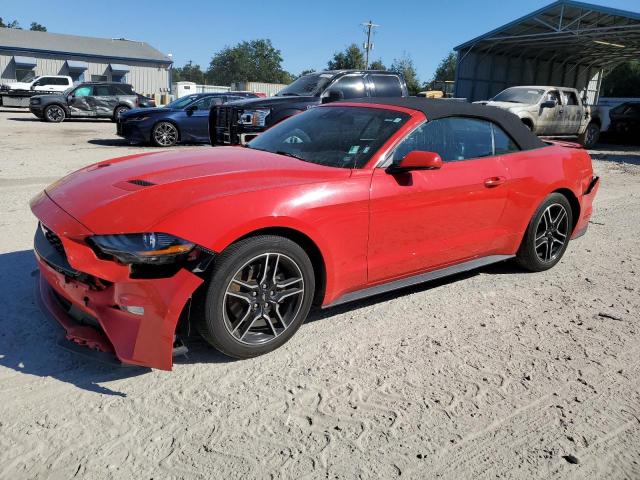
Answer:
[579,122,600,149]
[151,121,179,147]
[196,235,315,359]
[516,193,573,272]
[44,104,65,123]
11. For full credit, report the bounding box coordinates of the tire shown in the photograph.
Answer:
[44,104,65,123]
[112,105,130,122]
[516,193,573,272]
[521,119,533,131]
[578,122,600,149]
[196,235,315,359]
[151,121,179,147]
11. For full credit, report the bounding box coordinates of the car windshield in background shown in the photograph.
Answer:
[247,106,410,169]
[275,73,334,97]
[166,95,200,109]
[493,88,545,104]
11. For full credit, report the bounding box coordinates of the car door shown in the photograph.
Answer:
[67,85,94,116]
[32,77,56,92]
[560,90,581,134]
[90,85,115,117]
[539,90,564,135]
[367,117,511,283]
[180,96,219,142]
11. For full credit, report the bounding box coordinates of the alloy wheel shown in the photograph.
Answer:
[534,203,569,263]
[585,124,599,147]
[153,122,178,146]
[46,105,64,122]
[223,253,304,345]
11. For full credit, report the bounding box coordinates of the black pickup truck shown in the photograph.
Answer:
[209,70,408,145]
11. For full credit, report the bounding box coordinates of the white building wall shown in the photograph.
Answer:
[0,50,170,95]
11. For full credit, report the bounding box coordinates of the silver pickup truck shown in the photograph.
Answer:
[476,86,600,148]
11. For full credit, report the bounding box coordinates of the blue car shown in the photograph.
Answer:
[117,92,258,147]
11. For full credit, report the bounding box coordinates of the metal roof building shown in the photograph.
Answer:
[0,28,172,94]
[454,1,640,103]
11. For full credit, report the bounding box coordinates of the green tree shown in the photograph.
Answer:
[327,44,365,70]
[601,61,640,97]
[207,39,293,85]
[29,22,46,32]
[369,59,386,70]
[390,53,421,95]
[428,51,457,88]
[173,61,206,84]
[0,18,21,29]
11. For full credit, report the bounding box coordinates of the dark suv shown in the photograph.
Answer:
[209,70,408,145]
[29,82,140,123]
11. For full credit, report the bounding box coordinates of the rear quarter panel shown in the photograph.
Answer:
[500,144,592,251]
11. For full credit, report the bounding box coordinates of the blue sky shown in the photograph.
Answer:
[2,0,639,82]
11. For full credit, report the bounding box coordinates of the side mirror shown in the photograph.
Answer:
[186,105,198,115]
[322,89,344,104]
[386,151,443,174]
[541,99,557,109]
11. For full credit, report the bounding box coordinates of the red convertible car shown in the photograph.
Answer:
[31,98,599,370]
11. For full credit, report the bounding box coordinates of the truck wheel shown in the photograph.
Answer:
[44,105,65,123]
[579,122,600,149]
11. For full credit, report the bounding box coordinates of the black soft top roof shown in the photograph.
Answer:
[346,97,546,151]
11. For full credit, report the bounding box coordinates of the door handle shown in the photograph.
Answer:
[484,176,506,188]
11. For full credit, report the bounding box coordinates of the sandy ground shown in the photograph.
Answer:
[0,108,638,480]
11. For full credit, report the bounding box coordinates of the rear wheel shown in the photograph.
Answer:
[579,122,600,149]
[516,193,573,272]
[196,235,315,359]
[44,105,65,123]
[113,105,130,121]
[152,121,179,147]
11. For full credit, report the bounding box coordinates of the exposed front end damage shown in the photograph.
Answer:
[31,192,205,370]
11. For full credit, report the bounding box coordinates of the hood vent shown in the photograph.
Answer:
[127,179,156,187]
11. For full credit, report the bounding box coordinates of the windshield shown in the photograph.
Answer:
[275,73,334,97]
[247,106,410,169]
[166,94,199,109]
[493,88,545,104]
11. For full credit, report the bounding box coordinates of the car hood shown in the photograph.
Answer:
[225,95,318,109]
[121,107,169,118]
[45,147,351,233]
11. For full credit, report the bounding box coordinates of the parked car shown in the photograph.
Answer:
[608,101,640,137]
[1,75,73,93]
[210,69,408,145]
[31,98,599,370]
[29,82,139,122]
[476,86,601,148]
[117,92,259,147]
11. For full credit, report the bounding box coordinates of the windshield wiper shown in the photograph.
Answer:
[275,150,304,160]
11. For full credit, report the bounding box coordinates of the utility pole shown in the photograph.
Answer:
[361,20,379,69]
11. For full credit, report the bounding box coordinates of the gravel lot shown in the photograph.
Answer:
[0,108,639,479]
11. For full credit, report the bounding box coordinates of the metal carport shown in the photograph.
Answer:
[454,0,640,103]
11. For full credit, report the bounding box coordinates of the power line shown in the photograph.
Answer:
[361,20,380,69]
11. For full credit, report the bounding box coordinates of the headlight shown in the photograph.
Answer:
[91,233,194,265]
[237,109,270,127]
[129,115,149,122]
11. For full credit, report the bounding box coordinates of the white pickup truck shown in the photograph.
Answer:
[1,75,73,93]
[476,86,601,148]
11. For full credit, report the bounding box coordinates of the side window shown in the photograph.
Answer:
[562,91,578,106]
[94,86,111,96]
[74,86,93,97]
[191,96,215,109]
[331,75,366,99]
[546,90,561,105]
[492,123,520,155]
[392,117,509,163]
[370,75,403,97]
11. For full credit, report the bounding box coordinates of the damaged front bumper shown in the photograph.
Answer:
[31,193,204,370]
